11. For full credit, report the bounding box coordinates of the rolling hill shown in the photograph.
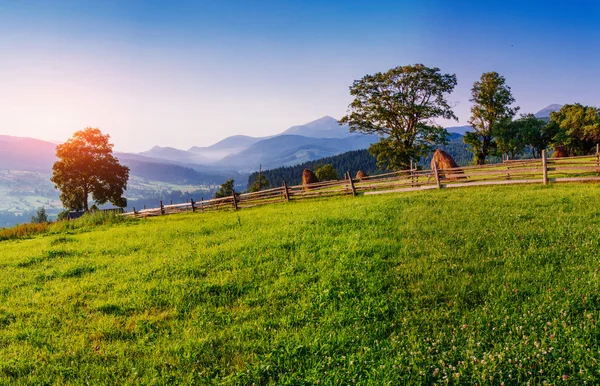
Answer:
[1,184,599,384]
[218,134,379,171]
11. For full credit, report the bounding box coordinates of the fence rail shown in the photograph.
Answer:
[122,151,600,218]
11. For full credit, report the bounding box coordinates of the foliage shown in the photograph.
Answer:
[315,164,339,181]
[2,185,600,384]
[0,210,131,241]
[518,114,560,158]
[214,179,235,198]
[465,72,519,164]
[0,222,49,241]
[57,210,70,222]
[550,104,600,155]
[51,128,130,211]
[30,208,48,224]
[340,64,457,170]
[248,175,270,192]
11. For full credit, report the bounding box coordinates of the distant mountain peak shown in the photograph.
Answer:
[281,116,350,139]
[535,104,563,118]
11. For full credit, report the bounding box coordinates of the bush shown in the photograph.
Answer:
[31,208,48,224]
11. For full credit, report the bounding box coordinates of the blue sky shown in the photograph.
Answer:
[0,0,598,152]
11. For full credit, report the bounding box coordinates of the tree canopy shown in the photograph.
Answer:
[214,179,235,198]
[248,175,270,193]
[51,128,129,211]
[550,104,600,155]
[464,72,519,164]
[340,64,457,170]
[315,164,339,181]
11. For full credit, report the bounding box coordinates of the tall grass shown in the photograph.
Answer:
[0,211,133,241]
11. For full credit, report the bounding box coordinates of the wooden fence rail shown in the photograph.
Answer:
[123,151,600,218]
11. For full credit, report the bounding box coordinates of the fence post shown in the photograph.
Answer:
[433,162,441,189]
[190,198,195,212]
[231,190,238,211]
[133,207,137,218]
[282,180,290,202]
[596,144,599,175]
[347,171,356,196]
[542,150,548,185]
[201,197,204,212]
[160,201,165,215]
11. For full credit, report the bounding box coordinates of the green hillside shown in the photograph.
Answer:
[247,136,474,188]
[2,185,600,384]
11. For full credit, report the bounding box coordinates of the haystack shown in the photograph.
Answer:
[302,169,319,190]
[356,170,368,180]
[431,149,463,181]
[554,146,568,158]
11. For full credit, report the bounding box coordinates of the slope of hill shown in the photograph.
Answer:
[0,135,57,171]
[188,135,267,162]
[1,184,599,384]
[139,146,211,164]
[248,149,381,188]
[218,134,378,171]
[247,134,471,187]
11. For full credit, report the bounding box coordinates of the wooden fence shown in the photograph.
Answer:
[123,150,600,218]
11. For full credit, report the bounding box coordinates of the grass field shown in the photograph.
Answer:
[2,184,600,384]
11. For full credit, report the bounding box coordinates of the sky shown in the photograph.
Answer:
[0,0,599,152]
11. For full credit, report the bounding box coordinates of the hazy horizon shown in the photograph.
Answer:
[1,0,599,152]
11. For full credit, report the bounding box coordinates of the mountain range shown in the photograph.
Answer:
[0,105,563,182]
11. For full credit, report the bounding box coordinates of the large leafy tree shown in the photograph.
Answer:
[550,104,600,155]
[51,128,129,212]
[465,72,519,165]
[519,114,559,158]
[340,64,458,170]
[493,118,525,160]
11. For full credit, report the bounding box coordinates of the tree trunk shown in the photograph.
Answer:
[83,186,89,212]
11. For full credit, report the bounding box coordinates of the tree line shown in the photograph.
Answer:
[247,149,381,188]
[340,64,600,169]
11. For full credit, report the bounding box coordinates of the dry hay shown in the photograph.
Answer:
[356,170,368,180]
[431,149,464,181]
[302,169,319,190]
[553,146,568,158]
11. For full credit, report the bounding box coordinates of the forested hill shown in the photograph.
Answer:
[247,149,380,188]
[247,135,473,188]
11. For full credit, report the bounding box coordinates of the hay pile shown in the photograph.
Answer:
[431,149,463,181]
[302,169,319,190]
[554,146,568,158]
[356,170,368,180]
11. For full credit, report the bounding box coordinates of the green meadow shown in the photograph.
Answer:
[2,184,600,385]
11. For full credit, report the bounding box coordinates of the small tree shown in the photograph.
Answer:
[465,72,519,164]
[315,164,339,181]
[51,128,129,211]
[249,175,270,192]
[31,208,48,224]
[215,179,235,198]
[340,64,458,170]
